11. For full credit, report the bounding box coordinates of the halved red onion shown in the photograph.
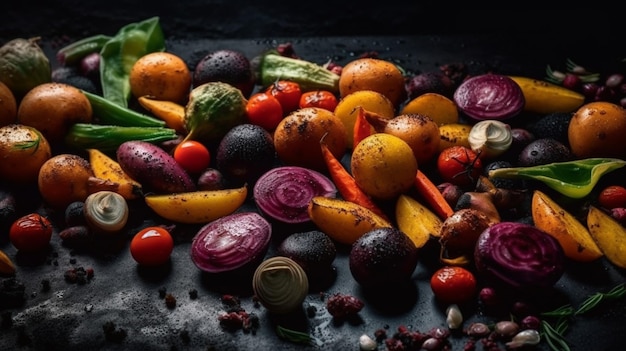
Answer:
[190,212,271,274]
[454,74,525,121]
[253,166,337,224]
[474,221,565,289]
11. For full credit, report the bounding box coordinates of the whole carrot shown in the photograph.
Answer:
[320,134,388,220]
[415,169,454,219]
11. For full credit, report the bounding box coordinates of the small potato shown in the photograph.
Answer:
[339,58,406,107]
[273,107,346,171]
[0,124,52,184]
[0,81,17,127]
[116,140,196,194]
[351,133,417,200]
[38,154,95,209]
[400,92,459,126]
[17,82,92,145]
[129,52,192,104]
[333,90,395,148]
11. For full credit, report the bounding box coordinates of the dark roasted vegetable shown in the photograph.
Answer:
[474,221,565,290]
[191,212,271,274]
[253,166,337,224]
[453,74,524,121]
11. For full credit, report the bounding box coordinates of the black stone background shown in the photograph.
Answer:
[2,2,626,351]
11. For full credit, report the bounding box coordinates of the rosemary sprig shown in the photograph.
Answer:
[540,283,626,351]
[275,325,312,345]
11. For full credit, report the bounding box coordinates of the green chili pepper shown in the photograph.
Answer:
[488,158,626,198]
[65,123,177,152]
[257,52,340,93]
[83,90,166,127]
[99,16,165,107]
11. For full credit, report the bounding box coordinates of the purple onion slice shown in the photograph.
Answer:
[474,221,565,289]
[253,166,337,224]
[454,74,525,121]
[191,212,271,274]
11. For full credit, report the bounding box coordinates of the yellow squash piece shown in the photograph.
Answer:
[137,95,187,134]
[586,206,626,269]
[144,186,248,224]
[0,249,16,276]
[438,123,472,152]
[509,76,585,115]
[531,190,603,262]
[307,196,392,245]
[395,194,442,249]
[87,148,143,200]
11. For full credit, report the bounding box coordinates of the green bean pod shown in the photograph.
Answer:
[56,34,112,66]
[65,123,177,152]
[83,90,166,128]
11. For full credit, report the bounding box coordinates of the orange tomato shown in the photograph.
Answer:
[245,92,284,131]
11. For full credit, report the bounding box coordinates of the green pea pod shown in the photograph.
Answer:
[488,158,626,199]
[99,16,165,107]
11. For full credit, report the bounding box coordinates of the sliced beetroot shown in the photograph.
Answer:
[190,212,271,274]
[474,221,565,290]
[454,74,525,121]
[253,166,337,224]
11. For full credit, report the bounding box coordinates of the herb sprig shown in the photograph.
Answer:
[540,283,626,351]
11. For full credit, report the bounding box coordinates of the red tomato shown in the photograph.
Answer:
[266,80,302,114]
[130,226,174,266]
[598,185,626,209]
[437,146,483,188]
[430,266,477,304]
[173,140,211,174]
[10,213,53,252]
[245,92,284,131]
[298,90,338,111]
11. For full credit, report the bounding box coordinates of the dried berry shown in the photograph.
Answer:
[165,293,177,309]
[326,293,364,319]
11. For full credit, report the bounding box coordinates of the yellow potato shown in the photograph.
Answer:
[351,133,418,200]
[531,190,603,262]
[333,90,395,148]
[438,123,471,152]
[586,206,626,269]
[400,92,459,126]
[395,194,442,248]
[307,196,392,245]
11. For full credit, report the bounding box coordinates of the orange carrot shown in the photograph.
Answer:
[414,169,454,219]
[320,134,388,220]
[353,106,372,149]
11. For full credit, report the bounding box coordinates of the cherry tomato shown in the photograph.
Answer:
[9,213,53,252]
[598,185,626,209]
[437,145,483,188]
[173,140,211,174]
[298,90,338,111]
[130,226,174,266]
[245,92,284,131]
[265,80,302,114]
[430,265,477,305]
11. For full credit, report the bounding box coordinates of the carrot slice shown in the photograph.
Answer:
[353,106,372,149]
[414,169,454,219]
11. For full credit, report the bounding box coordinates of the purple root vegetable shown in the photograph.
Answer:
[474,221,565,290]
[454,74,525,121]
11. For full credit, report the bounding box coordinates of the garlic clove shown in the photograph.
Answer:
[252,256,309,315]
[468,120,512,159]
[359,334,378,351]
[446,304,463,329]
[84,191,129,234]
